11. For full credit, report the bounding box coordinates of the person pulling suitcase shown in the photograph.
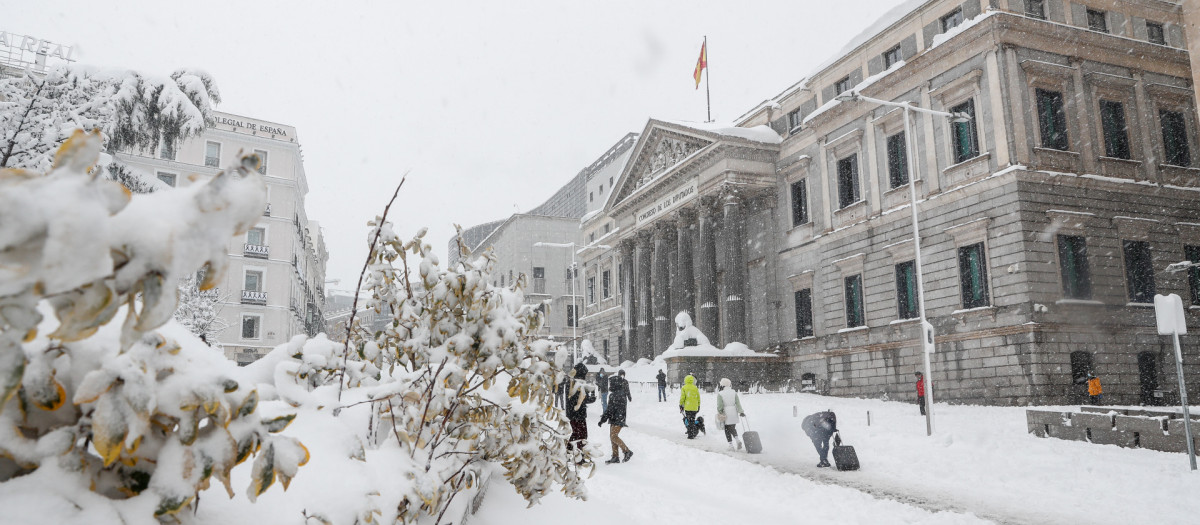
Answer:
[716,378,745,450]
[801,410,837,468]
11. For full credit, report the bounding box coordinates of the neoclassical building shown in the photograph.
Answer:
[578,0,1200,405]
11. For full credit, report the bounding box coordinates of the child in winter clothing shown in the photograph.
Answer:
[801,410,838,467]
[716,378,745,450]
[598,370,634,463]
[679,374,702,439]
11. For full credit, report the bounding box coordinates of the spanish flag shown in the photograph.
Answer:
[693,40,707,89]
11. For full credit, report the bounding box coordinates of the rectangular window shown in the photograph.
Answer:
[794,289,814,337]
[204,141,221,168]
[787,109,803,131]
[241,315,260,339]
[958,243,990,308]
[587,276,596,304]
[835,76,852,95]
[1161,110,1191,167]
[886,132,908,188]
[1186,245,1200,305]
[1099,100,1131,159]
[895,261,919,319]
[837,155,860,209]
[790,179,808,226]
[618,264,624,294]
[253,149,268,175]
[1025,0,1046,19]
[602,270,611,298]
[941,7,964,32]
[844,275,865,328]
[566,304,577,328]
[950,99,979,163]
[1036,88,1069,151]
[247,227,265,246]
[883,45,903,69]
[1057,235,1092,299]
[1123,240,1156,303]
[1087,9,1108,33]
[589,192,594,202]
[1147,22,1166,45]
[244,270,263,292]
[160,140,176,161]
[532,266,544,279]
[157,172,177,187]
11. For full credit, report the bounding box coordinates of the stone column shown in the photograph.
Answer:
[722,192,747,346]
[636,232,654,360]
[697,198,721,342]
[619,239,637,363]
[652,223,673,356]
[675,209,697,323]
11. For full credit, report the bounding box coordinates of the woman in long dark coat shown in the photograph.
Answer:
[598,369,634,464]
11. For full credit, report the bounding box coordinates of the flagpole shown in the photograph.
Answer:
[704,35,711,123]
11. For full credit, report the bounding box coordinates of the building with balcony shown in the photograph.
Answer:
[116,111,328,365]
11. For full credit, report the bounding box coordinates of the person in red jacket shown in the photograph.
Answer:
[915,372,926,415]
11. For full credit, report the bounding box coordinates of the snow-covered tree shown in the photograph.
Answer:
[0,66,220,173]
[0,132,303,521]
[291,222,594,523]
[174,269,230,344]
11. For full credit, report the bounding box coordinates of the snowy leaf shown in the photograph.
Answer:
[262,413,295,433]
[0,338,24,413]
[246,442,276,502]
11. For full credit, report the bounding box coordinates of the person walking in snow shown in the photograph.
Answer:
[566,363,596,455]
[656,369,667,402]
[679,374,702,439]
[915,372,926,415]
[599,369,634,464]
[716,378,745,450]
[801,410,838,468]
[598,370,610,414]
[1087,374,1103,405]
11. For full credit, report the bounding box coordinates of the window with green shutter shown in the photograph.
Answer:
[1036,89,1069,151]
[887,132,908,188]
[958,243,990,308]
[844,275,865,327]
[795,289,814,337]
[895,261,919,319]
[1099,100,1130,159]
[1161,110,1191,167]
[1057,235,1092,299]
[1123,240,1155,303]
[950,100,979,163]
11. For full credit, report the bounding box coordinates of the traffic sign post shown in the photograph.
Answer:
[1154,294,1196,471]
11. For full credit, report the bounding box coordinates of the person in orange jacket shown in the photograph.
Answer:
[1087,375,1103,405]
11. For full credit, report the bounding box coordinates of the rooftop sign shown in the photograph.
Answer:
[0,31,76,72]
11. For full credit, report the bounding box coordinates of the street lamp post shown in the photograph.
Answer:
[835,90,971,436]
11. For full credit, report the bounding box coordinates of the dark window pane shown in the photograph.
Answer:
[1123,240,1156,303]
[602,270,611,298]
[1099,100,1131,159]
[895,261,919,319]
[790,180,808,226]
[1025,0,1046,19]
[1070,351,1093,384]
[533,266,544,278]
[795,289,813,337]
[837,155,860,208]
[958,243,991,308]
[1057,235,1092,299]
[835,76,851,95]
[844,275,865,327]
[1087,9,1108,33]
[1161,110,1191,166]
[1036,89,1069,151]
[883,46,903,68]
[788,109,803,131]
[941,8,964,32]
[567,305,577,327]
[887,132,908,188]
[1186,245,1200,305]
[951,100,979,163]
[1147,22,1165,45]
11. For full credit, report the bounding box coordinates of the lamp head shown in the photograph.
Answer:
[948,112,972,124]
[834,90,858,103]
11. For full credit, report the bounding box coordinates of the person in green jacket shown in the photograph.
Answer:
[679,374,702,439]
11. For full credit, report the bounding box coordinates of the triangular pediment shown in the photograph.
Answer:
[608,120,718,208]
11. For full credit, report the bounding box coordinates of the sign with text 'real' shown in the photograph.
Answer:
[636,178,697,226]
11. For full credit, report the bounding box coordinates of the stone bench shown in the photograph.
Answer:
[1027,408,1197,453]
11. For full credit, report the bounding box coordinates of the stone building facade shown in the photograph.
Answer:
[579,0,1200,405]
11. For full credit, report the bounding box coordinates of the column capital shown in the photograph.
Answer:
[675,207,697,226]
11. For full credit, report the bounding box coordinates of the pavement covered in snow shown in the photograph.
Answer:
[475,386,1200,525]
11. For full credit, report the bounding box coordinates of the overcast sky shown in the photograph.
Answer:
[13,0,906,291]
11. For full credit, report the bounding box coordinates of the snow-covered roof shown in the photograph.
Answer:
[659,119,783,145]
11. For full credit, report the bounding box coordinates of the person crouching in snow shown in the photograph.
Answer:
[716,378,745,450]
[801,410,837,468]
[679,374,702,439]
[566,363,596,456]
[599,369,634,463]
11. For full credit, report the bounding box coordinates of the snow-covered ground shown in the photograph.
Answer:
[476,386,1200,525]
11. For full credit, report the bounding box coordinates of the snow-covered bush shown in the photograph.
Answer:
[319,222,593,523]
[0,132,303,521]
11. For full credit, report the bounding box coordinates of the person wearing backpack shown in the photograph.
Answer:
[598,370,610,413]
[656,369,667,402]
[679,374,701,439]
[716,378,745,450]
[801,410,837,468]
[599,370,634,464]
[566,363,596,454]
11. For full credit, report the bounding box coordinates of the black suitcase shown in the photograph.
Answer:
[742,416,763,454]
[832,432,859,471]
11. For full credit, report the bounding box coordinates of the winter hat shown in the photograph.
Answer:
[719,378,732,388]
[618,370,626,377]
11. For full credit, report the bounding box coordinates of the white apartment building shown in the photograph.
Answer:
[117,111,328,365]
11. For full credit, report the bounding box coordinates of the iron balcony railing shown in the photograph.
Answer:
[244,243,269,258]
[241,290,267,305]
